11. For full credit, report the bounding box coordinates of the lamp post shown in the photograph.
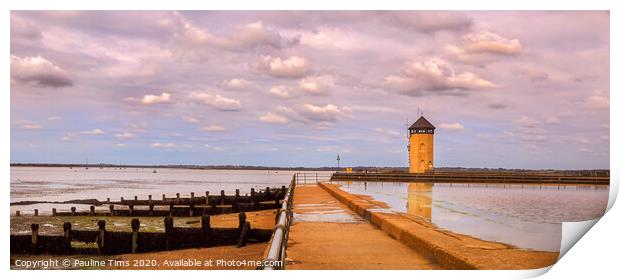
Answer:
[336,154,340,171]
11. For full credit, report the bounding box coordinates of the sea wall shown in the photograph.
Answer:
[318,182,559,270]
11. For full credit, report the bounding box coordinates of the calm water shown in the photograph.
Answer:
[335,181,609,252]
[10,167,330,215]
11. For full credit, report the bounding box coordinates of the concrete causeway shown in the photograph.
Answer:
[285,184,440,269]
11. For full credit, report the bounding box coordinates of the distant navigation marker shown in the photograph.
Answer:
[336,154,341,170]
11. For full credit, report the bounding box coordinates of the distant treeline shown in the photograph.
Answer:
[10,163,340,171]
[9,163,609,174]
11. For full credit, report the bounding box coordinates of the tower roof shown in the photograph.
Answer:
[409,116,435,130]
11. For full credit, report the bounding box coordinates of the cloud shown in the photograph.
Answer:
[299,75,334,95]
[175,19,284,50]
[577,138,592,144]
[262,104,352,128]
[446,31,522,65]
[200,125,226,132]
[151,142,176,148]
[488,103,507,109]
[383,11,472,33]
[260,112,289,124]
[80,128,105,135]
[461,31,522,55]
[268,86,290,98]
[10,55,73,88]
[256,55,311,78]
[11,15,42,39]
[438,122,465,131]
[141,92,171,104]
[189,92,242,111]
[374,128,400,137]
[47,116,62,121]
[585,95,609,109]
[183,117,200,124]
[13,120,42,130]
[226,21,284,49]
[385,58,495,96]
[222,78,255,90]
[514,115,539,128]
[115,132,135,140]
[298,28,364,50]
[545,116,561,125]
[298,104,352,122]
[513,116,547,142]
[516,66,550,83]
[61,132,77,142]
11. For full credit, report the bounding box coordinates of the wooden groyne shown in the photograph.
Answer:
[10,213,272,255]
[331,172,609,185]
[14,186,286,217]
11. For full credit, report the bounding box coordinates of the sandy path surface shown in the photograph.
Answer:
[286,184,440,269]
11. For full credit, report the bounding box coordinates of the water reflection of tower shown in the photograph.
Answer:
[407,183,433,221]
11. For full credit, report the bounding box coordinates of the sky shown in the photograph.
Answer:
[10,11,610,169]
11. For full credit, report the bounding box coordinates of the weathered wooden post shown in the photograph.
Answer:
[281,185,286,198]
[107,198,110,203]
[176,193,180,201]
[265,187,271,199]
[250,188,257,210]
[31,223,39,254]
[121,197,124,202]
[237,222,250,248]
[63,222,72,254]
[90,205,95,216]
[71,207,76,216]
[164,216,174,250]
[233,189,240,211]
[128,204,134,215]
[205,191,210,206]
[169,203,174,216]
[34,209,39,216]
[109,204,115,216]
[149,204,154,216]
[162,194,166,201]
[189,203,195,217]
[238,212,246,233]
[201,215,211,231]
[16,210,20,216]
[220,190,225,206]
[134,195,138,201]
[148,195,152,203]
[52,208,57,216]
[97,220,106,254]
[191,192,195,200]
[131,218,140,253]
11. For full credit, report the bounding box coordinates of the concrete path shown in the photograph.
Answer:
[285,184,439,270]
